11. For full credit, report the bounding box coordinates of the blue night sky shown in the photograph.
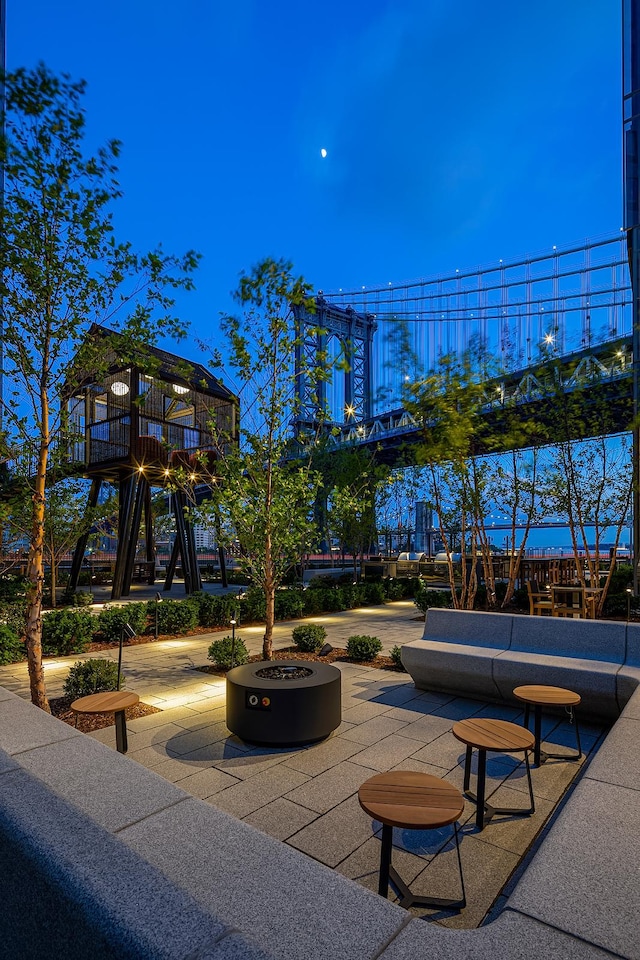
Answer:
[10,0,622,351]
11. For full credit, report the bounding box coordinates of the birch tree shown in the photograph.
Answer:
[0,65,199,709]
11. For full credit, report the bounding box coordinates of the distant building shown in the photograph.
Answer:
[194,525,216,550]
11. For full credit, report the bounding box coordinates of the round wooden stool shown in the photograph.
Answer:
[358,770,466,910]
[71,690,139,754]
[451,718,535,831]
[513,684,582,767]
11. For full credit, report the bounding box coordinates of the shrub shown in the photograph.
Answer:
[390,644,406,671]
[414,587,451,614]
[314,588,343,612]
[0,575,29,600]
[383,578,406,601]
[605,563,633,595]
[306,575,340,590]
[42,609,94,656]
[346,634,382,661]
[401,577,423,599]
[0,599,26,635]
[275,589,305,621]
[193,592,236,628]
[511,586,529,610]
[97,603,148,643]
[154,598,199,634]
[292,623,327,652]
[0,625,25,664]
[63,658,121,699]
[207,635,249,670]
[336,584,356,609]
[363,582,386,605]
[70,590,94,607]
[602,592,629,618]
[242,587,266,623]
[302,589,325,616]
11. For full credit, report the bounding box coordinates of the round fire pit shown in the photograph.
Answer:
[226,660,342,746]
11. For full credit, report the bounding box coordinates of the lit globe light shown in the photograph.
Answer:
[543,333,555,345]
[320,148,327,158]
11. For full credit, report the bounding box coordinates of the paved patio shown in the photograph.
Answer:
[0,600,606,929]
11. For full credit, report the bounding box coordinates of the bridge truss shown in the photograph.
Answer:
[292,232,632,446]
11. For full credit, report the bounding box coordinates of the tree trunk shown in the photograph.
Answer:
[25,440,50,712]
[50,551,57,609]
[263,526,274,660]
[263,580,275,661]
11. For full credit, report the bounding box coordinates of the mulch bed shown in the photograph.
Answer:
[50,697,162,732]
[196,644,404,677]
[48,624,405,726]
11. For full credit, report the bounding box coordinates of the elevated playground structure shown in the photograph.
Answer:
[63,326,237,600]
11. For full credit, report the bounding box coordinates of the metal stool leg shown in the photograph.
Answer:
[540,706,582,763]
[465,748,535,830]
[524,750,535,814]
[475,749,486,830]
[114,709,128,754]
[463,744,472,792]
[533,705,543,766]
[386,821,466,911]
[379,823,392,897]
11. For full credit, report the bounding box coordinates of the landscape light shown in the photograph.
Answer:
[111,380,129,396]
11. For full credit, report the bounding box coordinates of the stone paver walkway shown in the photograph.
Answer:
[0,601,605,928]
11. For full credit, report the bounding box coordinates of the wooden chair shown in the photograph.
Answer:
[549,560,561,584]
[551,585,588,618]
[526,581,553,616]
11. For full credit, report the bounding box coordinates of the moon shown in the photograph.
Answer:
[320,148,327,158]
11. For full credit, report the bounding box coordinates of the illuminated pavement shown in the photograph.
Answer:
[0,601,605,928]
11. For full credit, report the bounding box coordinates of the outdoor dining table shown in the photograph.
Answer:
[550,584,601,619]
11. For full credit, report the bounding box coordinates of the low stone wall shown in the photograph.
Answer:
[1,679,639,959]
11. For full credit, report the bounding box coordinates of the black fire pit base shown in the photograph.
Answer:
[226,660,342,747]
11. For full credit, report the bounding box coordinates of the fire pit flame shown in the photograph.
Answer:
[255,665,314,681]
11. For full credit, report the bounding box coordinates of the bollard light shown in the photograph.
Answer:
[154,591,163,639]
[230,617,237,670]
[118,622,136,690]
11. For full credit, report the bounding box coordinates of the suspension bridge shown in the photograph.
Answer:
[293,232,633,462]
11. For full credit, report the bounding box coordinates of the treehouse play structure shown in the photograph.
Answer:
[64,325,238,600]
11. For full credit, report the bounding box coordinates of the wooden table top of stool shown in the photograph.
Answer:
[358,770,464,829]
[452,717,534,753]
[71,691,139,715]
[513,685,581,708]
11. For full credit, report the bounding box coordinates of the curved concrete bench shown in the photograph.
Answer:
[402,608,634,720]
[1,678,639,959]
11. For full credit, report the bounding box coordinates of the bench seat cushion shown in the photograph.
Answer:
[422,609,512,648]
[509,614,626,663]
[401,640,502,699]
[493,649,620,720]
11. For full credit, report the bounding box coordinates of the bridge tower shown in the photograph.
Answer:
[292,297,376,433]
